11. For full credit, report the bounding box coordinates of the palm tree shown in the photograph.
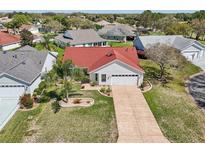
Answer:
[42,34,54,50]
[61,80,74,102]
[71,67,85,81]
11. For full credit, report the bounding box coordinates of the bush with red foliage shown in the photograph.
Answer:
[20,94,33,109]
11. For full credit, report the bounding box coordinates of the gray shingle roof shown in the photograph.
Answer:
[98,24,135,37]
[15,45,38,52]
[0,46,49,84]
[55,29,106,45]
[137,35,199,50]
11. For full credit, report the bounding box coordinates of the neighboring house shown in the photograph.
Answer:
[0,32,21,51]
[98,24,136,42]
[19,24,43,43]
[0,45,57,129]
[134,35,205,61]
[63,47,144,86]
[0,16,12,24]
[96,20,111,27]
[20,24,39,34]
[0,45,57,96]
[55,29,108,47]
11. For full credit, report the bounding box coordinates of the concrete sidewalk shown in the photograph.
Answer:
[112,86,169,143]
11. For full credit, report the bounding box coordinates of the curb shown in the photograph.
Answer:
[141,80,153,93]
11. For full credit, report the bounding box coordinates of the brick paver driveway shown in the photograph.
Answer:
[112,86,169,143]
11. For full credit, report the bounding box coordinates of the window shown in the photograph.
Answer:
[101,74,106,82]
[95,73,98,81]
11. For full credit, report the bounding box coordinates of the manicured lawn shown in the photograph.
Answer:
[108,41,133,47]
[0,89,118,143]
[140,59,205,142]
[0,105,44,143]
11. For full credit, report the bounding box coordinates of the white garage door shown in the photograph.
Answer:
[0,86,25,98]
[111,74,138,86]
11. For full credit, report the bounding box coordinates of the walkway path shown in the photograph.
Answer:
[112,86,169,143]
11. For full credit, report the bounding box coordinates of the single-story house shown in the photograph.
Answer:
[63,47,144,86]
[55,29,108,47]
[20,24,39,34]
[0,45,57,129]
[98,24,136,42]
[134,35,205,61]
[0,32,21,51]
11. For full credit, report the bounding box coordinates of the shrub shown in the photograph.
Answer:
[51,101,61,113]
[81,76,90,84]
[39,95,50,103]
[34,81,46,95]
[73,99,81,104]
[100,87,106,93]
[90,81,97,86]
[20,94,33,109]
[106,87,112,93]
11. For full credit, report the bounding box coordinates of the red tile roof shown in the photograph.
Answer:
[0,32,20,46]
[63,47,144,72]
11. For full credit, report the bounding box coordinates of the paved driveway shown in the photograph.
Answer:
[188,73,205,108]
[112,86,168,143]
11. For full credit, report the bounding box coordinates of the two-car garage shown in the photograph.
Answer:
[111,74,139,86]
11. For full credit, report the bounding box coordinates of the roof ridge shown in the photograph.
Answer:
[5,58,27,73]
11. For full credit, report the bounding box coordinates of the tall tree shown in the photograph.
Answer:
[20,29,34,46]
[191,19,205,40]
[45,20,64,33]
[165,23,192,36]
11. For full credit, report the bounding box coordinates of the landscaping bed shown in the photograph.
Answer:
[59,98,94,107]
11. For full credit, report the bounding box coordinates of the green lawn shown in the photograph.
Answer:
[108,41,133,47]
[140,59,205,143]
[0,90,118,143]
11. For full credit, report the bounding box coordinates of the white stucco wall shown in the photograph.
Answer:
[41,53,57,73]
[90,60,144,86]
[27,75,41,94]
[1,43,21,51]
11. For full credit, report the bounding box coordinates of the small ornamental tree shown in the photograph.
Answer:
[20,29,34,46]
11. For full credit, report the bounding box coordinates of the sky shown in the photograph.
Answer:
[0,10,198,14]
